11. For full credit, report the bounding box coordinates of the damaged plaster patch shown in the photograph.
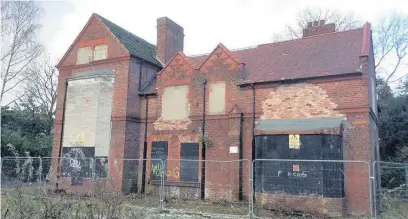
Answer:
[153,118,192,130]
[261,83,344,119]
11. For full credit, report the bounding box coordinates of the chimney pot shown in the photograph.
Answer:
[319,20,325,25]
[302,20,335,38]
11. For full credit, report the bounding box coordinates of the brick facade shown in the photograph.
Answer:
[138,43,375,214]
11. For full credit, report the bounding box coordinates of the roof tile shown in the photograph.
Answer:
[96,14,162,67]
[189,27,365,83]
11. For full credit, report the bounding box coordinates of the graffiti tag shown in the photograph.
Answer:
[150,164,180,178]
[277,170,307,178]
[151,164,163,177]
[166,167,180,178]
[70,159,81,169]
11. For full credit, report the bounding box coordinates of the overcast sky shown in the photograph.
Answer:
[2,0,407,104]
[39,0,407,57]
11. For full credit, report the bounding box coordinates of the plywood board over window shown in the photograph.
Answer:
[209,82,226,114]
[162,85,189,120]
[93,44,108,61]
[77,47,92,64]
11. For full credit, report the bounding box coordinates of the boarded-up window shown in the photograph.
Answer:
[150,141,168,180]
[209,82,226,114]
[77,47,92,64]
[93,44,108,61]
[162,86,189,120]
[180,143,199,182]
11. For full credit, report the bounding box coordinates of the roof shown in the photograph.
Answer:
[95,14,162,67]
[188,24,369,84]
[256,117,345,131]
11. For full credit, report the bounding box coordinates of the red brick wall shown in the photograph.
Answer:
[58,15,129,67]
[138,44,374,214]
[52,15,158,191]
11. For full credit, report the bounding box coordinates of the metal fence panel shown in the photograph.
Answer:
[373,161,408,218]
[252,159,371,218]
[1,156,42,189]
[116,158,165,209]
[162,159,251,216]
[2,156,384,218]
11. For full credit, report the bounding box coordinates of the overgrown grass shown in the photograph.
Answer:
[378,197,408,219]
[2,185,408,219]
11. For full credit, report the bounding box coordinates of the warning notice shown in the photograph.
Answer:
[289,134,300,149]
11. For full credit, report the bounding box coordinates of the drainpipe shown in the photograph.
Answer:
[251,84,256,161]
[239,113,244,200]
[200,78,207,200]
[138,62,144,90]
[56,80,68,190]
[251,83,256,203]
[141,95,148,194]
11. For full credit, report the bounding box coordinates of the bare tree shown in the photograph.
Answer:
[22,57,58,134]
[273,8,360,41]
[1,0,43,105]
[374,13,408,85]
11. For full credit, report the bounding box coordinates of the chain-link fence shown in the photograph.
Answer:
[373,161,408,219]
[252,159,371,218]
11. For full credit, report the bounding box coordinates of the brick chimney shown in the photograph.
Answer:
[302,20,335,38]
[156,17,184,65]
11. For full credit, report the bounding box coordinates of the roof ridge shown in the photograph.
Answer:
[95,13,162,67]
[186,27,364,58]
[258,27,364,47]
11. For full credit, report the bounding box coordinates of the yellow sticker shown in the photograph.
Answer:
[78,134,84,143]
[289,134,300,149]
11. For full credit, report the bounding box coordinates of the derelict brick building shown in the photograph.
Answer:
[52,14,379,215]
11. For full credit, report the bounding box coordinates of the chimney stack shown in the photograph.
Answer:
[302,20,335,38]
[156,17,184,65]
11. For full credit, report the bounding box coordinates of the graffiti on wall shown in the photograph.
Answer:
[61,147,94,185]
[95,156,108,178]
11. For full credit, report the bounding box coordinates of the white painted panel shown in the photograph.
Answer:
[209,82,226,114]
[93,44,108,61]
[77,47,92,64]
[63,76,114,157]
[162,85,189,120]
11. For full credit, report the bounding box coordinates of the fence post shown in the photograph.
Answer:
[38,157,43,184]
[372,161,377,218]
[250,159,255,218]
[365,161,373,217]
[160,159,165,210]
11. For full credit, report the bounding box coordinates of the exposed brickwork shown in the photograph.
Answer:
[260,83,344,119]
